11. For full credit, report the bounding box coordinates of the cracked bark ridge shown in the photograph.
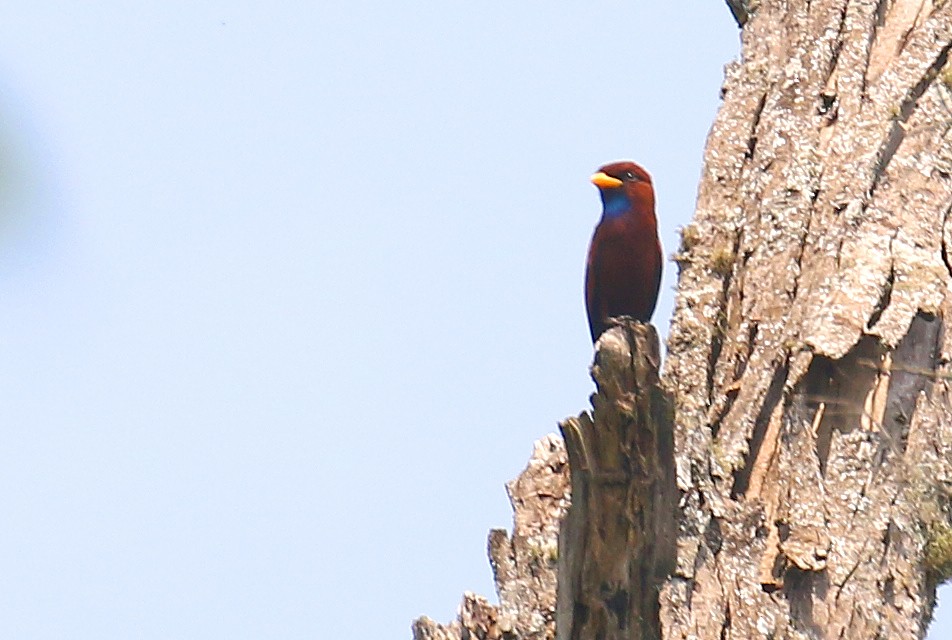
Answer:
[412,434,569,640]
[557,321,676,640]
[664,0,952,637]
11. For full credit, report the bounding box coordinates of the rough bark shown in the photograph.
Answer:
[412,435,569,640]
[557,322,676,640]
[663,0,952,637]
[411,322,672,640]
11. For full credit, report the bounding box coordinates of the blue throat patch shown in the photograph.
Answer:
[601,190,631,220]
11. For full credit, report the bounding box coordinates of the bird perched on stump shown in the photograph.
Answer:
[585,161,663,343]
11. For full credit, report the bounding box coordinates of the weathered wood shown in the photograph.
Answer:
[411,323,674,640]
[557,321,676,640]
[411,435,569,640]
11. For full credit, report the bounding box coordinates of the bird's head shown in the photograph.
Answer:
[590,161,654,220]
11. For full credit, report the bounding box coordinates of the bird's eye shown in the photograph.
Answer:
[625,171,637,181]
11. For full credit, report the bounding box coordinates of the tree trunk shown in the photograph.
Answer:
[413,1,952,638]
[663,0,952,637]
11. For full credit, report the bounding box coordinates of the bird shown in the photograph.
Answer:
[584,160,663,343]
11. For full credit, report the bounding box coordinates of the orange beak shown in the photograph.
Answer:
[590,172,623,189]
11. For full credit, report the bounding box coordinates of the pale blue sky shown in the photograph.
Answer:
[0,2,947,639]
